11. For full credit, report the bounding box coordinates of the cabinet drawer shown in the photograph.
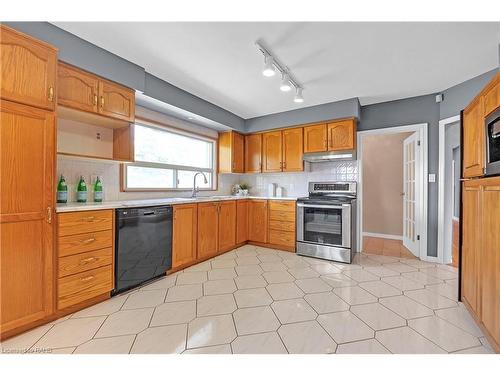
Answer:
[268,200,295,212]
[58,248,113,278]
[269,220,295,232]
[58,230,113,257]
[58,265,113,310]
[269,210,295,222]
[269,230,296,247]
[58,210,113,237]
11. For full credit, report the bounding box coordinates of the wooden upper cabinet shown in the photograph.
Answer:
[1,100,55,338]
[236,200,249,244]
[327,118,356,151]
[262,131,283,172]
[483,72,499,117]
[218,201,236,252]
[98,79,135,122]
[248,200,268,243]
[197,202,219,259]
[282,128,304,172]
[303,124,327,153]
[245,133,262,173]
[461,181,481,314]
[219,131,244,173]
[58,62,99,113]
[480,178,500,347]
[463,97,485,178]
[0,25,57,111]
[172,204,198,269]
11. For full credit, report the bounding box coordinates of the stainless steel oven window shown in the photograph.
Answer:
[297,203,351,248]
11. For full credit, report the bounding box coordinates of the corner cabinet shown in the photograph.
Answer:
[0,25,57,111]
[219,131,244,173]
[172,204,198,269]
[245,133,262,173]
[462,96,485,178]
[461,177,500,351]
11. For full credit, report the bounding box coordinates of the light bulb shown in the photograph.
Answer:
[294,87,304,103]
[262,55,275,77]
[280,74,292,92]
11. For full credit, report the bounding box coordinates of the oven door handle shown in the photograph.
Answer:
[297,203,350,209]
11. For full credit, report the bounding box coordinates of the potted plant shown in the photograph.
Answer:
[238,183,250,196]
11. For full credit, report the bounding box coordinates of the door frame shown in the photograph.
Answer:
[437,115,461,264]
[357,123,429,261]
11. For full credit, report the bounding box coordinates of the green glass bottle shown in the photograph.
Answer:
[94,176,103,203]
[56,175,68,203]
[76,176,87,203]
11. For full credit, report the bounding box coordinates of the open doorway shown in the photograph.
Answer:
[438,116,461,267]
[357,124,429,260]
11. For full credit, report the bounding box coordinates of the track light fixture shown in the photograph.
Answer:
[256,40,304,103]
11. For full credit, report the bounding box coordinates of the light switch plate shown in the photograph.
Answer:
[428,174,436,182]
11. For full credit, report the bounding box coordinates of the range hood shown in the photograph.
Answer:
[303,150,357,162]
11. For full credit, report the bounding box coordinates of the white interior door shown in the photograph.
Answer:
[403,133,420,256]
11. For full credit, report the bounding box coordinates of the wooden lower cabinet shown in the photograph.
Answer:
[0,100,55,339]
[172,204,197,268]
[197,202,219,259]
[248,200,268,243]
[461,177,500,351]
[236,200,249,244]
[218,200,236,252]
[268,201,296,251]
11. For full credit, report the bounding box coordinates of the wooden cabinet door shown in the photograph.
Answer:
[461,181,481,314]
[262,131,283,172]
[463,97,485,178]
[483,73,499,117]
[248,200,268,243]
[232,132,245,173]
[283,128,304,172]
[236,200,249,244]
[218,201,236,252]
[303,124,327,153]
[0,100,55,338]
[245,133,262,173]
[327,118,356,151]
[98,80,135,122]
[197,202,219,259]
[172,204,197,268]
[0,25,57,111]
[58,63,99,113]
[480,179,500,346]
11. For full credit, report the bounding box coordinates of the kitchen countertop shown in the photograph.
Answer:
[55,195,298,213]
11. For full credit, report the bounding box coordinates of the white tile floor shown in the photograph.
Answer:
[1,245,495,354]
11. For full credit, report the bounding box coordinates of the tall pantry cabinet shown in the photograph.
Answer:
[0,25,58,339]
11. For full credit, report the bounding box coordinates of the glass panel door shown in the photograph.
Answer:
[303,206,343,246]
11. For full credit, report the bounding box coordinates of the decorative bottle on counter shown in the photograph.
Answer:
[56,175,68,203]
[76,176,87,203]
[94,176,103,202]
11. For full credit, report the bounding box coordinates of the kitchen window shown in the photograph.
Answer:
[123,122,217,191]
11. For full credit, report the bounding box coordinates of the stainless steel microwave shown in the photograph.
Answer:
[485,107,500,176]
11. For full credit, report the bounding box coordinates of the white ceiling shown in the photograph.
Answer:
[53,22,499,119]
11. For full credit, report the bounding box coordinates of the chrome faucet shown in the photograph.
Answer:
[191,172,208,198]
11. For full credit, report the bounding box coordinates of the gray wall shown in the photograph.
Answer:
[439,69,498,120]
[245,98,360,133]
[3,22,245,131]
[360,94,440,257]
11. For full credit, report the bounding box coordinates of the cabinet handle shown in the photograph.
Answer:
[48,87,54,102]
[81,216,96,222]
[80,275,95,282]
[100,96,104,108]
[81,237,96,244]
[283,161,286,169]
[46,207,52,224]
[80,257,97,265]
[93,94,98,105]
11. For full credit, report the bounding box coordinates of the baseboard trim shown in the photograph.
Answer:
[363,232,403,241]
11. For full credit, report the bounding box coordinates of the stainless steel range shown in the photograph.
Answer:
[296,181,357,264]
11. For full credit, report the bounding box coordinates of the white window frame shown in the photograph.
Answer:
[122,122,218,192]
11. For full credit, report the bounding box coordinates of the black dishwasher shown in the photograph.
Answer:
[114,206,172,294]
